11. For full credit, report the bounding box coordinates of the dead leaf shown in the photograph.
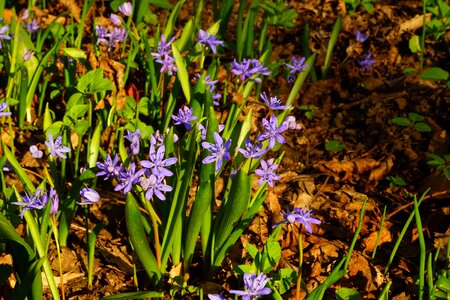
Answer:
[368,154,394,183]
[362,221,393,253]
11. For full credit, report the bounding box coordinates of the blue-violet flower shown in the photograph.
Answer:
[172,106,198,130]
[256,115,288,149]
[79,187,101,205]
[202,132,231,172]
[254,158,280,187]
[197,29,224,54]
[260,92,291,110]
[45,132,71,159]
[229,273,272,300]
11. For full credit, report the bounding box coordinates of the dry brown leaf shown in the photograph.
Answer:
[59,0,82,23]
[362,221,393,253]
[368,155,394,183]
[318,158,379,182]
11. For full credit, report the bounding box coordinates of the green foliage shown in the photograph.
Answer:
[420,67,449,81]
[344,0,376,14]
[426,153,450,178]
[391,112,431,132]
[426,0,450,40]
[260,0,298,28]
[325,140,345,153]
[335,287,362,300]
[386,176,408,187]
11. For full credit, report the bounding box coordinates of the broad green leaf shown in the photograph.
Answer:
[88,122,102,168]
[63,47,86,59]
[335,287,362,300]
[246,243,259,259]
[414,122,431,132]
[0,213,34,258]
[391,117,410,127]
[125,193,161,282]
[409,35,421,53]
[408,112,424,122]
[172,44,191,102]
[420,67,449,81]
[325,140,345,153]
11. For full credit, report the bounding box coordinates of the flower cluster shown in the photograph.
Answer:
[11,187,59,219]
[197,29,224,54]
[272,208,321,233]
[172,106,198,130]
[151,34,177,76]
[95,131,177,201]
[231,58,271,83]
[95,24,128,51]
[229,273,272,299]
[21,9,39,34]
[45,132,71,159]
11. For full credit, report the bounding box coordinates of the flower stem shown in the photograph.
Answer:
[51,216,65,300]
[296,231,303,300]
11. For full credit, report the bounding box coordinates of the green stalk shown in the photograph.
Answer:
[372,205,387,259]
[296,232,304,300]
[51,216,65,300]
[321,14,341,79]
[344,198,367,270]
[384,190,428,275]
[23,211,60,299]
[414,196,425,300]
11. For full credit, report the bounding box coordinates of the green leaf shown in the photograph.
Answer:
[325,140,345,153]
[101,291,163,300]
[420,67,449,81]
[63,47,86,59]
[335,287,362,300]
[414,122,431,132]
[0,213,34,259]
[403,68,417,75]
[262,240,281,273]
[391,117,411,127]
[125,193,161,282]
[88,122,102,168]
[172,44,191,102]
[409,35,421,53]
[426,153,445,166]
[408,112,424,122]
[246,243,259,259]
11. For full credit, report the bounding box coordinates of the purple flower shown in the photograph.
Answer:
[26,18,39,34]
[237,138,268,159]
[197,29,224,54]
[285,56,309,74]
[151,34,175,59]
[110,27,128,44]
[256,115,288,149]
[141,144,177,178]
[254,158,280,187]
[96,153,122,180]
[229,273,272,300]
[172,106,198,130]
[21,9,29,20]
[231,58,271,83]
[195,74,221,105]
[79,187,100,205]
[282,116,302,130]
[11,189,49,219]
[115,163,146,194]
[272,209,301,228]
[0,25,11,48]
[358,52,376,72]
[208,294,226,300]
[110,13,121,26]
[355,30,368,43]
[48,187,59,215]
[202,132,231,172]
[260,92,291,110]
[45,132,71,159]
[118,2,132,16]
[139,174,173,201]
[23,50,34,62]
[124,129,142,155]
[29,145,43,158]
[292,208,321,234]
[155,53,177,75]
[0,102,12,117]
[96,25,110,45]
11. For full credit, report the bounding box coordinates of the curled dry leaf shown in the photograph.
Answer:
[362,221,393,253]
[318,158,380,182]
